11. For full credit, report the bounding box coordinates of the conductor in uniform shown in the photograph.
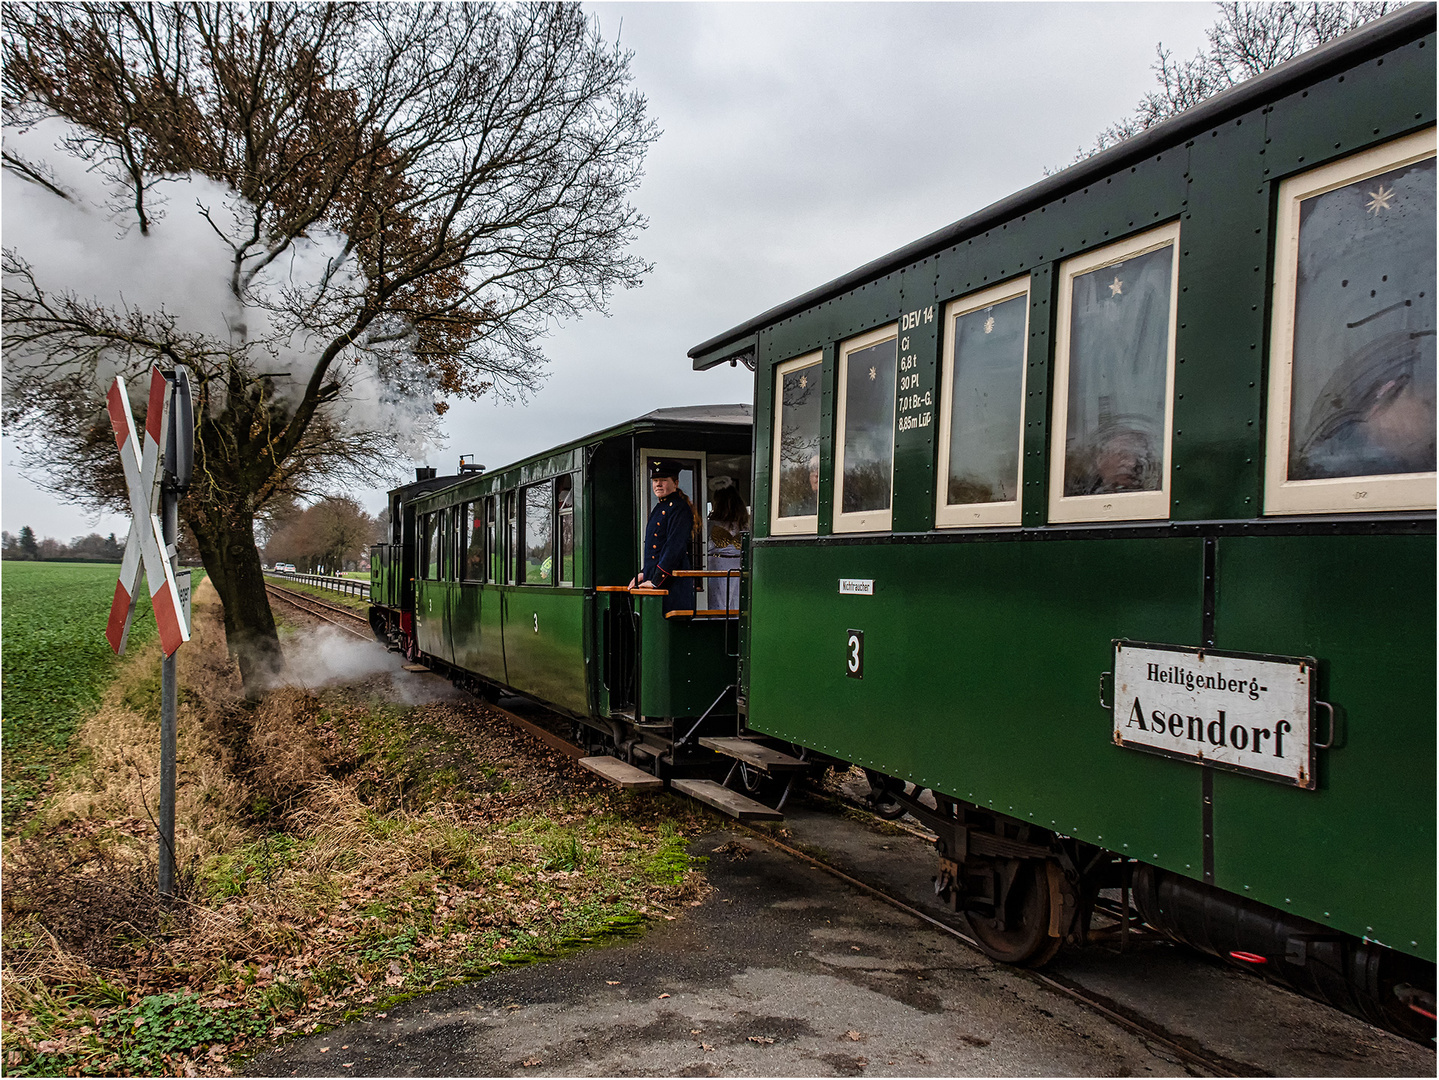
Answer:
[629,459,697,613]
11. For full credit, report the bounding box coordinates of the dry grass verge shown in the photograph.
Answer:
[2,581,712,1077]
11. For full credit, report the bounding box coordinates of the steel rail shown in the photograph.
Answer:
[398,669,1259,1076]
[264,582,372,640]
[738,826,1256,1078]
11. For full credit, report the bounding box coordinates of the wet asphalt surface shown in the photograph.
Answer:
[246,798,1434,1078]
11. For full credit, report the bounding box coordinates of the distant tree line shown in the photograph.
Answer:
[260,497,384,575]
[1,526,124,562]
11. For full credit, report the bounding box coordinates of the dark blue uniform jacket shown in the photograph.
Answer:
[642,491,695,613]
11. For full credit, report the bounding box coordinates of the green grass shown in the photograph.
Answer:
[0,563,165,831]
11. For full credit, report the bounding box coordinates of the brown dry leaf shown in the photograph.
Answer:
[701,1043,714,1052]
[522,1058,543,1067]
[846,1031,864,1041]
[747,1035,775,1045]
[658,993,670,999]
[606,980,620,985]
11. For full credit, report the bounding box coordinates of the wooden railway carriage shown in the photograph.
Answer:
[689,7,1435,1035]
[370,406,754,770]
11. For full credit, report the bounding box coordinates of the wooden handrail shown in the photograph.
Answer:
[669,570,740,579]
[595,585,631,593]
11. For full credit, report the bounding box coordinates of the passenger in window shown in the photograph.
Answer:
[1287,155,1435,480]
[1066,422,1162,496]
[707,477,748,610]
[629,459,698,613]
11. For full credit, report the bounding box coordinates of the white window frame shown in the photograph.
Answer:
[834,324,899,534]
[1263,127,1437,516]
[769,352,822,536]
[936,278,1031,528]
[1048,222,1181,524]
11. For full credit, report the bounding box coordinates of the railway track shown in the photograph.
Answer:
[264,579,372,640]
[430,685,1259,1077]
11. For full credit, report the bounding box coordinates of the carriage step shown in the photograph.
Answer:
[698,737,808,772]
[671,778,784,821]
[579,756,664,791]
[401,663,430,672]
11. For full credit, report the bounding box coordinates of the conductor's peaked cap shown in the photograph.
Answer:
[649,459,683,480]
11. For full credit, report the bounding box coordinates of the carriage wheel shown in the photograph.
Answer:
[963,859,1063,967]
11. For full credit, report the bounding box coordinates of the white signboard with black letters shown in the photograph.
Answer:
[1112,640,1317,789]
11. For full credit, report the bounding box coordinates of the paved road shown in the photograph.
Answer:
[246,809,1433,1077]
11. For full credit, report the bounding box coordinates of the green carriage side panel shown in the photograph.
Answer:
[414,578,444,658]
[635,596,737,719]
[589,437,639,589]
[1212,533,1436,961]
[449,583,486,681]
[499,585,588,716]
[478,584,507,685]
[747,536,1205,869]
[438,577,458,667]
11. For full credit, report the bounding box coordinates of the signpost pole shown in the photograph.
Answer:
[157,366,194,899]
[159,497,177,897]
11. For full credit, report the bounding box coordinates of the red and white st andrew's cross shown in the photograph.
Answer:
[104,366,189,657]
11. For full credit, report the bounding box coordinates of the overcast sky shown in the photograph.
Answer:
[1,1,1219,542]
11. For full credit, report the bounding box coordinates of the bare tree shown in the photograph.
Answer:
[1072,2,1403,161]
[2,3,657,691]
[264,496,375,573]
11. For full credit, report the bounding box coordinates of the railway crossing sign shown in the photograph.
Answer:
[104,366,190,656]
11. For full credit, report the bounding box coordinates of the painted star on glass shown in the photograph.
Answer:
[1108,276,1124,297]
[1365,183,1395,215]
[868,366,877,381]
[983,316,995,334]
[799,374,807,389]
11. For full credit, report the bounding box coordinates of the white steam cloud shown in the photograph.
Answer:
[2,115,442,461]
[278,626,466,706]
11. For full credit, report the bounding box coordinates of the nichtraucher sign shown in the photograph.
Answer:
[1112,640,1319,789]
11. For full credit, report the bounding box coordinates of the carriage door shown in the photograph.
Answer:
[640,450,706,607]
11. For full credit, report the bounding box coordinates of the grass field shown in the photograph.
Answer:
[0,562,202,831]
[2,579,711,1076]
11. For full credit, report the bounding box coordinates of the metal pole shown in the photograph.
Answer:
[158,481,178,898]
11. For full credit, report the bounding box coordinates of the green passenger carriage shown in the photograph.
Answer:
[688,6,1434,1036]
[369,406,754,769]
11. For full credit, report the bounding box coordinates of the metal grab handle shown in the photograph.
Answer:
[1099,671,1114,710]
[1313,700,1337,749]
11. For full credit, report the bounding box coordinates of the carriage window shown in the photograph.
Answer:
[463,500,486,582]
[556,474,575,585]
[1049,223,1179,524]
[485,496,500,582]
[1265,129,1436,514]
[522,480,553,584]
[422,512,440,580]
[506,491,518,584]
[937,280,1030,528]
[443,508,456,581]
[835,325,898,533]
[771,352,822,534]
